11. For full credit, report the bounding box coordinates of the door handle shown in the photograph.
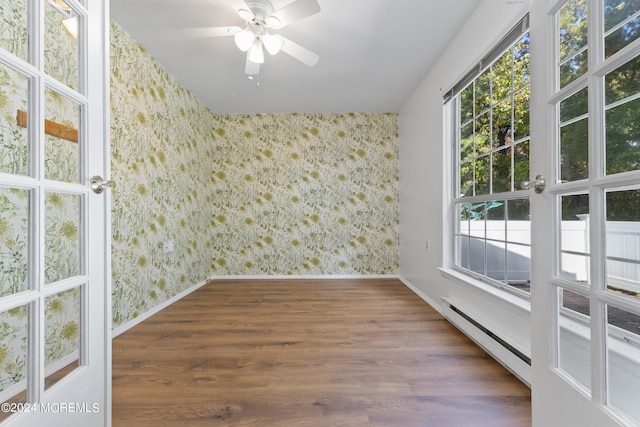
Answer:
[521,174,545,193]
[90,175,115,194]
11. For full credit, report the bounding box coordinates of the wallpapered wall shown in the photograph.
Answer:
[110,23,399,328]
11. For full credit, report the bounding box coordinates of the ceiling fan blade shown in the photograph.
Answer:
[183,26,241,38]
[228,0,254,20]
[245,53,261,75]
[276,35,319,67]
[267,0,320,29]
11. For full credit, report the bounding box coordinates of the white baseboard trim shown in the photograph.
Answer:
[112,274,400,337]
[111,278,210,338]
[398,275,443,314]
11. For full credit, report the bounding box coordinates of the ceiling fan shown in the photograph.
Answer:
[185,0,321,76]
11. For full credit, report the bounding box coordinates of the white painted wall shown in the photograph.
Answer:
[398,0,532,379]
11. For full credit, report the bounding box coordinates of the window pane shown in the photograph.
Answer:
[514,140,530,190]
[561,51,589,88]
[460,161,473,197]
[492,148,511,193]
[606,304,640,424]
[45,192,81,284]
[487,200,505,241]
[0,305,29,424]
[606,189,640,301]
[475,111,491,155]
[475,156,490,196]
[487,240,506,282]
[560,194,590,283]
[507,243,530,290]
[493,48,513,104]
[493,98,513,148]
[559,0,589,88]
[0,0,27,61]
[605,54,640,105]
[514,33,530,89]
[558,288,592,392]
[560,118,589,181]
[44,88,80,183]
[44,0,79,91]
[606,97,640,175]
[45,287,81,390]
[507,198,531,244]
[461,85,474,124]
[561,87,588,123]
[460,122,474,162]
[560,88,589,182]
[604,0,640,58]
[469,237,485,276]
[0,64,29,176]
[475,69,491,114]
[514,86,530,140]
[0,187,29,297]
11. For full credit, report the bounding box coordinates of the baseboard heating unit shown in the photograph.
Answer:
[441,297,532,386]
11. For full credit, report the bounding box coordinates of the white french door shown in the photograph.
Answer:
[531,0,640,425]
[0,0,110,426]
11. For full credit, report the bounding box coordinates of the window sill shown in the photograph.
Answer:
[439,267,531,316]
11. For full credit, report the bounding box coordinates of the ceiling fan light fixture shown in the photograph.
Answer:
[234,29,254,52]
[261,33,283,55]
[237,8,254,20]
[248,41,265,64]
[265,15,282,29]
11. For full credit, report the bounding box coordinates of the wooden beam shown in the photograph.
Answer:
[16,109,78,143]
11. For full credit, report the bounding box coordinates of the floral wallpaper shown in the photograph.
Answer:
[0,1,82,396]
[110,22,399,327]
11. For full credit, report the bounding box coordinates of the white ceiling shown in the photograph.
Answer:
[110,0,481,114]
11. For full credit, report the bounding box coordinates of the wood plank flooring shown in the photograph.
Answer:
[112,278,531,426]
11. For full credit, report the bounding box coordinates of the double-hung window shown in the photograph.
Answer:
[446,16,531,297]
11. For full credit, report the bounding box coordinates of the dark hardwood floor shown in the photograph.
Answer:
[112,278,531,426]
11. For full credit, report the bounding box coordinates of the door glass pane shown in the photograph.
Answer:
[605,57,640,175]
[0,187,29,297]
[44,0,79,91]
[560,194,590,283]
[44,88,80,183]
[604,0,640,58]
[606,304,640,424]
[559,0,589,88]
[45,192,81,284]
[44,287,80,390]
[560,88,589,182]
[606,189,640,301]
[0,0,28,61]
[558,288,592,392]
[0,304,29,423]
[0,63,29,176]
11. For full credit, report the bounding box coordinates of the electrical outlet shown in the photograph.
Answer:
[163,240,174,254]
